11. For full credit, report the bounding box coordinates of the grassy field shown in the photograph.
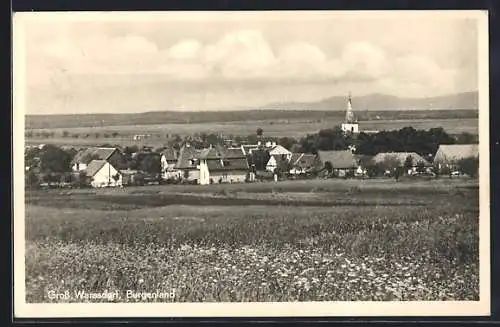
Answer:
[25,178,479,302]
[25,117,478,148]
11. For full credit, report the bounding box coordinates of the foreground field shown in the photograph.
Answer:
[25,178,479,302]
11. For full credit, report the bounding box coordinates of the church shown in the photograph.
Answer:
[341,93,360,134]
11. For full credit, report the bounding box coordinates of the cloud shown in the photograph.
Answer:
[34,28,459,97]
[202,30,277,79]
[167,39,203,60]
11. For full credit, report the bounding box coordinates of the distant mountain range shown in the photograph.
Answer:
[257,91,478,111]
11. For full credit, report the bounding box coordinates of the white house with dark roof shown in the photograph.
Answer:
[85,160,122,188]
[160,148,181,180]
[268,144,292,160]
[174,145,203,183]
[198,146,250,185]
[288,153,319,175]
[71,147,125,172]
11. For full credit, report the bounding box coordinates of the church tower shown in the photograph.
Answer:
[341,93,359,134]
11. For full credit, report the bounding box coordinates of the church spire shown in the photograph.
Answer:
[345,92,354,123]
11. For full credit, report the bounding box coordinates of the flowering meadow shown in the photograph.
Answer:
[25,179,479,302]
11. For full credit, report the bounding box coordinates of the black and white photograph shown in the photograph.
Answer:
[13,10,490,317]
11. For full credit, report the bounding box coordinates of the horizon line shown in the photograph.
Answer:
[25,90,479,117]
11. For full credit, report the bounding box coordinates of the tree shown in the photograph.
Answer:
[456,132,477,144]
[377,157,400,176]
[394,166,404,181]
[62,130,70,137]
[25,170,39,189]
[404,155,414,172]
[25,147,41,170]
[416,160,426,173]
[112,173,120,183]
[324,162,333,176]
[39,145,72,173]
[251,149,270,171]
[458,157,479,177]
[112,132,119,138]
[138,154,162,178]
[256,127,263,137]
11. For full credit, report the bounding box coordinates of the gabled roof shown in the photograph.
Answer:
[85,160,108,177]
[372,152,430,166]
[207,157,249,171]
[174,146,202,169]
[268,144,292,155]
[160,148,178,161]
[224,147,246,158]
[353,154,375,166]
[290,153,318,169]
[72,147,119,165]
[317,150,358,169]
[433,144,479,163]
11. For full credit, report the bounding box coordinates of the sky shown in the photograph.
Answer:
[14,11,482,115]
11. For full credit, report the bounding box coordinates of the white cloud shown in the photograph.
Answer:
[34,28,459,98]
[202,30,277,79]
[168,39,203,60]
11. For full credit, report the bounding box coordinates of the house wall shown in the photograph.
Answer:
[332,168,355,177]
[208,171,247,184]
[341,123,359,133]
[90,162,122,188]
[181,169,200,183]
[72,162,88,172]
[199,161,210,185]
[161,158,181,180]
[265,156,277,172]
[290,167,307,175]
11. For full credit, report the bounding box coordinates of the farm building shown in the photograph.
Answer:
[198,146,250,185]
[317,150,358,177]
[71,147,125,172]
[288,153,319,175]
[268,144,292,161]
[120,169,139,186]
[353,154,374,177]
[371,152,431,174]
[265,154,289,172]
[160,148,181,180]
[85,160,122,188]
[174,145,202,183]
[433,144,479,170]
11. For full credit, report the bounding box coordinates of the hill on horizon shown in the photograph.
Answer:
[258,91,478,111]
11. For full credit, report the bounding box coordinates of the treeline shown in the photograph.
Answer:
[266,127,476,157]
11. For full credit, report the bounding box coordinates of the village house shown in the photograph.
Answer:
[288,153,318,175]
[198,146,250,185]
[71,147,125,172]
[317,150,358,177]
[433,144,479,171]
[268,143,292,161]
[174,145,203,183]
[85,159,123,188]
[120,168,139,186]
[265,154,290,173]
[160,148,181,180]
[371,152,431,174]
[353,154,375,177]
